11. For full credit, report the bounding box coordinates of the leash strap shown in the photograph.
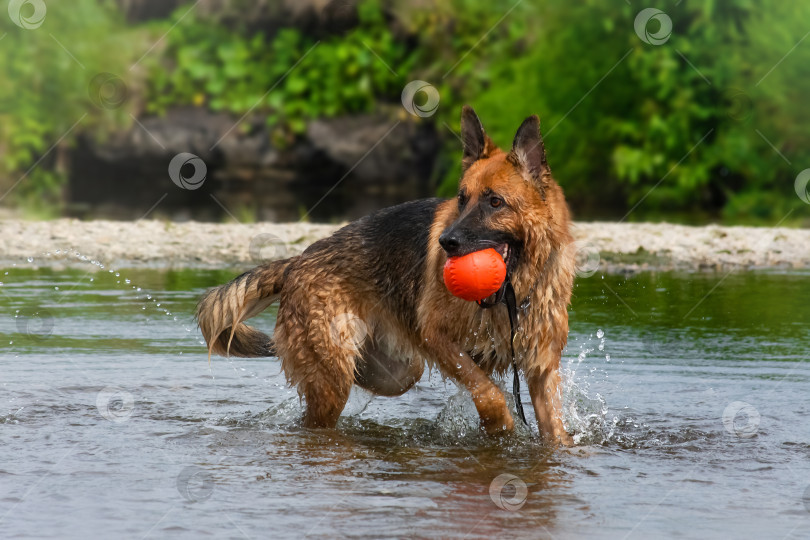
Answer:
[477,278,529,426]
[504,280,528,425]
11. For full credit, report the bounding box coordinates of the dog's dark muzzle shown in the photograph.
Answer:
[438,228,465,257]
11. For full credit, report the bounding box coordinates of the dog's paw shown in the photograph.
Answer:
[479,414,515,436]
[544,429,574,447]
[472,386,514,435]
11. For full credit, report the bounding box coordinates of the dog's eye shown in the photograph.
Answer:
[458,194,467,208]
[490,196,504,208]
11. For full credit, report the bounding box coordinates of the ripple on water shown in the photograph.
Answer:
[4,261,810,539]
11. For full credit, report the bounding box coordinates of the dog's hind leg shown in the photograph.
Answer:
[298,351,354,428]
[274,281,366,428]
[276,331,357,428]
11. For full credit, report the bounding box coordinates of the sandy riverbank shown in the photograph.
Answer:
[1,219,808,272]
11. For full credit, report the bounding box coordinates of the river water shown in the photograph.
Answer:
[2,261,809,539]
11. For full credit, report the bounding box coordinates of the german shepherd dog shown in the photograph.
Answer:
[197,106,575,445]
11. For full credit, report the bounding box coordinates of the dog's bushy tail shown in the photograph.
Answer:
[196,258,296,358]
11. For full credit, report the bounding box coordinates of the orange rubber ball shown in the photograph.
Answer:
[443,248,507,302]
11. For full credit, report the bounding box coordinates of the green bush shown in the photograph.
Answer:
[2,0,808,224]
[425,0,810,223]
[0,0,141,214]
[147,1,413,144]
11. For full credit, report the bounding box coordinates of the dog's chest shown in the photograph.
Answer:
[455,306,516,372]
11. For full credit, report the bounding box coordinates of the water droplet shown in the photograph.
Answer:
[27,257,33,263]
[596,329,604,339]
[89,278,94,282]
[125,279,131,284]
[605,354,611,362]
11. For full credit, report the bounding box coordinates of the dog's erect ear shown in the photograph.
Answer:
[508,115,549,181]
[460,105,496,171]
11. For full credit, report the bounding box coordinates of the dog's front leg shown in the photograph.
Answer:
[427,342,514,435]
[527,352,573,446]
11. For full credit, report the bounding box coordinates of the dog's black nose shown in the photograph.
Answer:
[439,231,460,254]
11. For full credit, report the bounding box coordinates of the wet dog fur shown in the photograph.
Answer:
[197,106,575,444]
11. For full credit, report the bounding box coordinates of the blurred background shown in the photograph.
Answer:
[1,0,808,225]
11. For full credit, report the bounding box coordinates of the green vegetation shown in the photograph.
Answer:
[0,0,142,215]
[415,1,810,223]
[146,1,414,144]
[1,0,808,223]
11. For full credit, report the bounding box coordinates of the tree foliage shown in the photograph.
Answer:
[2,0,808,223]
[0,0,144,214]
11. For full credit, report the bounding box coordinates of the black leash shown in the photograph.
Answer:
[477,277,529,425]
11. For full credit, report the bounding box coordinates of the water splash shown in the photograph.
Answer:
[560,329,676,448]
[429,380,535,446]
[222,390,303,428]
[562,330,612,445]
